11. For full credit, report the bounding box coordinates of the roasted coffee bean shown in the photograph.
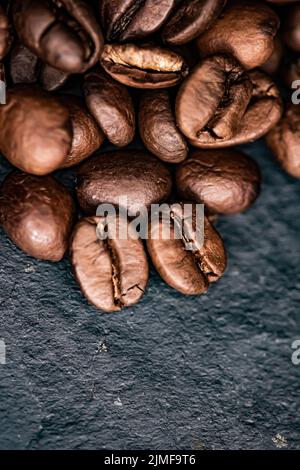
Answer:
[266,104,300,179]
[0,86,72,175]
[41,64,70,92]
[100,0,176,42]
[0,171,75,261]
[176,150,261,215]
[70,215,149,312]
[261,36,284,76]
[12,0,103,73]
[100,43,188,89]
[176,54,253,145]
[139,90,188,163]
[162,0,227,46]
[10,42,70,91]
[147,202,227,295]
[195,0,280,70]
[59,95,104,169]
[283,3,300,53]
[177,66,283,148]
[0,4,11,60]
[77,150,172,217]
[84,69,135,147]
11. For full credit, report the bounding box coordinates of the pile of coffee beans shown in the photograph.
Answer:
[0,0,298,312]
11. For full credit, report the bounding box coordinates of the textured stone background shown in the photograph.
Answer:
[0,137,300,450]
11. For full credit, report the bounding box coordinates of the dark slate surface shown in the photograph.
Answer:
[0,138,300,450]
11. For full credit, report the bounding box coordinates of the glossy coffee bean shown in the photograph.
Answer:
[176,150,261,215]
[195,0,280,70]
[0,5,11,60]
[12,0,103,73]
[10,42,70,91]
[139,90,188,163]
[100,43,188,89]
[283,4,300,53]
[59,96,104,169]
[0,171,75,261]
[147,202,227,295]
[100,0,176,42]
[266,104,300,179]
[0,86,72,175]
[77,150,172,217]
[177,67,283,148]
[176,54,253,145]
[84,69,135,147]
[70,215,149,312]
[162,0,227,46]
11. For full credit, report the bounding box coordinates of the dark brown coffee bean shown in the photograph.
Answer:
[139,90,188,163]
[261,36,284,76]
[176,54,253,144]
[176,150,261,215]
[100,0,176,42]
[41,64,70,92]
[10,42,40,85]
[195,0,280,70]
[266,104,300,179]
[162,0,227,46]
[283,3,300,53]
[0,171,75,261]
[100,43,188,89]
[12,0,103,73]
[77,150,172,217]
[0,5,11,60]
[0,85,72,175]
[59,96,104,169]
[147,202,227,295]
[84,69,135,147]
[177,67,283,148]
[70,215,149,312]
[10,42,70,91]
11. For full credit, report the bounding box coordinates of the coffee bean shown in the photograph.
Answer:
[100,43,188,89]
[266,104,300,179]
[195,0,280,70]
[0,171,75,261]
[77,150,172,217]
[176,54,253,144]
[59,95,104,169]
[177,66,283,148]
[84,69,135,147]
[12,0,103,73]
[0,5,11,60]
[70,215,149,312]
[139,90,188,163]
[41,64,70,92]
[0,85,72,175]
[146,202,227,295]
[283,3,300,52]
[162,0,226,46]
[100,0,176,42]
[176,150,261,215]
